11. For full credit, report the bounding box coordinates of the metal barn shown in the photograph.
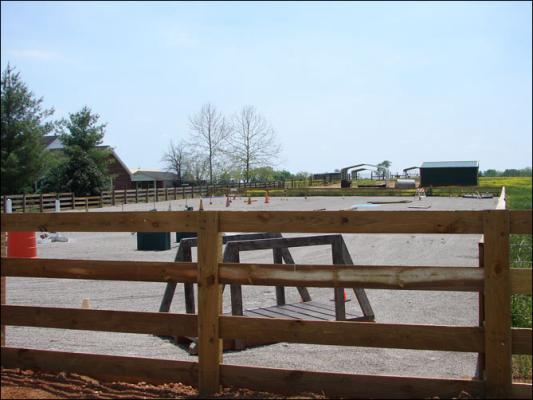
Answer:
[420,161,479,187]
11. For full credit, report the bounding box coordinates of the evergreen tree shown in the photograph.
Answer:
[54,107,111,196]
[1,64,54,194]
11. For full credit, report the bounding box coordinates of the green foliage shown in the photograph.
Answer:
[481,167,532,177]
[42,107,111,196]
[1,64,54,194]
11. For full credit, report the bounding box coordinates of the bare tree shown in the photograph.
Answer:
[161,140,189,184]
[229,105,281,183]
[189,103,229,184]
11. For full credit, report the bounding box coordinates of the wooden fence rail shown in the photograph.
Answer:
[0,209,531,398]
[0,181,285,213]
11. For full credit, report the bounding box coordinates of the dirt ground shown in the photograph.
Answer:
[1,368,325,399]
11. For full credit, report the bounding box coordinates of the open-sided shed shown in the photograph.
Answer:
[420,161,479,187]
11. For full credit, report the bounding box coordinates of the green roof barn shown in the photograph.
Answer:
[420,161,479,187]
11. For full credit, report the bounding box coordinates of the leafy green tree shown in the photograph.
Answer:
[47,107,111,196]
[1,64,55,194]
[272,169,292,181]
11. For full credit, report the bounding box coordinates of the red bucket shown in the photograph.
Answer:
[7,231,37,258]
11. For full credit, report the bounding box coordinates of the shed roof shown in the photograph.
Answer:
[132,170,178,182]
[420,161,479,169]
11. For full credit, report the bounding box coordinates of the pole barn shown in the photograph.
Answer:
[420,161,479,187]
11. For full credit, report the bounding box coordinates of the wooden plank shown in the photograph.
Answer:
[273,248,285,305]
[196,211,223,395]
[331,237,346,320]
[219,263,484,291]
[279,247,312,302]
[483,210,512,398]
[2,305,197,337]
[1,347,198,387]
[1,258,198,283]
[278,303,334,320]
[511,383,533,399]
[220,364,484,399]
[219,211,484,234]
[512,328,532,355]
[511,268,532,295]
[1,230,5,346]
[219,316,484,352]
[510,210,532,234]
[232,235,338,251]
[1,211,199,232]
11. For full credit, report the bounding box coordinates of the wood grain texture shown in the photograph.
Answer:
[510,383,533,399]
[218,211,485,233]
[512,328,532,355]
[219,316,484,352]
[219,263,484,291]
[483,210,512,398]
[510,210,532,234]
[196,211,223,395]
[2,305,197,337]
[1,258,197,282]
[1,211,198,232]
[510,268,532,295]
[220,364,484,399]
[1,347,198,386]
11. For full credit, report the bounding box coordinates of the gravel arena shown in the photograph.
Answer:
[4,195,499,391]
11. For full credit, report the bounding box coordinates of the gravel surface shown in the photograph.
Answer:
[6,195,498,380]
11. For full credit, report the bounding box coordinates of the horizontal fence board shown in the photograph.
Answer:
[1,258,198,282]
[1,211,198,232]
[218,211,485,233]
[219,316,484,352]
[510,211,533,234]
[219,263,484,291]
[1,347,198,387]
[220,364,484,399]
[512,328,532,355]
[511,269,532,295]
[511,383,533,399]
[2,305,197,337]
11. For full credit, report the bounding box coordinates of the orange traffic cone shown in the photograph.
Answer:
[344,290,349,302]
[264,191,270,204]
[199,199,204,211]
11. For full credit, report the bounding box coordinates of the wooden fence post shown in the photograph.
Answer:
[39,193,44,213]
[72,193,75,210]
[197,211,223,395]
[22,194,26,213]
[135,187,139,203]
[112,189,116,206]
[99,193,104,208]
[476,239,485,379]
[124,189,128,204]
[1,227,6,346]
[174,187,177,200]
[483,210,511,398]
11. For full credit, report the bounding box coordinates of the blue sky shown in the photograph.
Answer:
[1,1,531,173]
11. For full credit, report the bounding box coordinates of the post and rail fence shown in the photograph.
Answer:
[0,209,531,398]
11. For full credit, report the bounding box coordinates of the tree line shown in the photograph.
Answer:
[480,168,532,177]
[162,103,285,185]
[1,64,110,196]
[1,64,307,196]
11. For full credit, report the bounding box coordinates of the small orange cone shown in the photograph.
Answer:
[199,199,204,211]
[264,191,270,204]
[344,290,348,302]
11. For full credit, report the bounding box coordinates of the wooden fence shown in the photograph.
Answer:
[0,209,531,398]
[0,182,284,213]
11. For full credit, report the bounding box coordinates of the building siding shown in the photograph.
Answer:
[420,167,478,187]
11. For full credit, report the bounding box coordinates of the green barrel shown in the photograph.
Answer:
[137,232,171,251]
